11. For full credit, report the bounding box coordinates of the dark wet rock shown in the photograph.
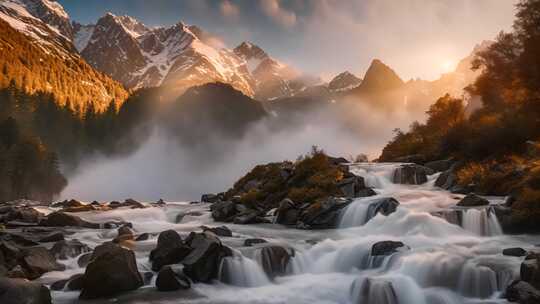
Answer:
[66,273,85,290]
[258,246,293,279]
[353,277,399,304]
[506,280,540,304]
[244,238,268,246]
[210,201,238,221]
[182,232,232,282]
[39,212,99,228]
[503,247,528,257]
[114,225,135,243]
[77,253,92,267]
[155,199,166,205]
[102,221,132,229]
[202,194,220,203]
[424,159,454,172]
[51,273,85,291]
[79,243,143,299]
[51,199,84,209]
[456,194,490,207]
[135,233,151,241]
[156,266,191,291]
[0,232,39,246]
[0,206,44,224]
[38,232,64,243]
[393,154,426,164]
[108,201,122,208]
[275,199,299,225]
[150,230,191,271]
[232,210,260,224]
[50,278,68,291]
[521,253,540,289]
[6,265,26,278]
[328,156,349,165]
[202,226,232,237]
[124,198,146,209]
[142,271,154,285]
[0,277,52,304]
[337,176,368,198]
[50,240,91,260]
[371,241,408,256]
[366,197,400,222]
[20,246,65,279]
[393,164,433,185]
[297,197,352,229]
[356,188,377,198]
[0,240,21,271]
[91,242,118,260]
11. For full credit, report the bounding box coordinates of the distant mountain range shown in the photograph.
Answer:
[0,0,489,113]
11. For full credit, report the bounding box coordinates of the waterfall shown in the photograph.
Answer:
[461,207,503,236]
[219,255,270,287]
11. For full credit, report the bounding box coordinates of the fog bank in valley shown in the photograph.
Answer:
[61,99,423,202]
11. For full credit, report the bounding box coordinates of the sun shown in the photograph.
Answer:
[440,60,456,73]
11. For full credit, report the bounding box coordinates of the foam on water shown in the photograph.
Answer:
[46,162,537,303]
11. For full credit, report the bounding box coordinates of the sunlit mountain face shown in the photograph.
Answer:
[3,2,540,304]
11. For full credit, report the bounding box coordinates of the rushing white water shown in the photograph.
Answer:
[40,162,538,304]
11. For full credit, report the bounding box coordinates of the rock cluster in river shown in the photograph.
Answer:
[207,152,378,229]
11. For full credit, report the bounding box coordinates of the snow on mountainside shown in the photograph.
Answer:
[234,41,302,100]
[0,0,128,111]
[76,13,256,96]
[328,71,362,92]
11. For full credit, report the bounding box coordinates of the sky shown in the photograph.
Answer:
[58,0,517,81]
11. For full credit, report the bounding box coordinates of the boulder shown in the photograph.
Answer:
[20,247,65,279]
[258,246,293,279]
[202,226,232,237]
[356,188,377,198]
[337,176,366,198]
[51,199,84,209]
[506,280,540,304]
[114,225,135,243]
[50,240,91,260]
[210,201,237,221]
[182,232,232,282]
[0,277,52,304]
[244,238,267,246]
[521,253,540,289]
[79,243,143,299]
[456,194,490,207]
[149,230,191,271]
[155,266,191,291]
[77,253,92,268]
[371,241,409,256]
[39,212,99,229]
[275,199,298,226]
[62,205,96,213]
[201,194,220,203]
[51,273,85,291]
[365,197,400,222]
[135,233,151,241]
[38,232,64,243]
[123,198,146,209]
[503,247,528,257]
[297,197,352,229]
[393,164,432,185]
[424,159,454,172]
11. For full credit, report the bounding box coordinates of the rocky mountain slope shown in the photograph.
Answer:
[0,0,128,111]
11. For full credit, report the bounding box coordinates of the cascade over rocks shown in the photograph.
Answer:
[50,240,92,260]
[297,197,353,229]
[258,245,293,279]
[0,277,52,304]
[80,242,143,299]
[366,197,400,222]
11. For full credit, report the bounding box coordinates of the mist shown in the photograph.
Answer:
[61,97,425,202]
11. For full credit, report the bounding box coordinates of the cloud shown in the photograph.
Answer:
[260,0,297,28]
[220,0,240,20]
